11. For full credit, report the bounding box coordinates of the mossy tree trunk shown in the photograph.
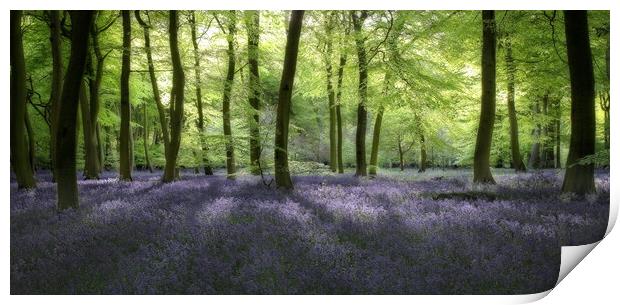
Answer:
[222,11,237,179]
[48,10,63,181]
[245,10,262,175]
[334,22,349,174]
[351,10,369,177]
[119,11,133,181]
[10,10,37,189]
[274,10,305,189]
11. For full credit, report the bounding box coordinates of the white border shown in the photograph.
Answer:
[2,0,617,304]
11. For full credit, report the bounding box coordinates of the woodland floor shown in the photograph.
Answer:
[10,168,609,294]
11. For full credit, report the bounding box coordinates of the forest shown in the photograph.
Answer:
[10,10,610,294]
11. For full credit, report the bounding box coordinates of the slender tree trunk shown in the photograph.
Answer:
[119,11,133,181]
[79,81,99,179]
[473,10,496,184]
[143,103,153,173]
[528,99,541,169]
[48,10,63,181]
[135,11,171,168]
[274,10,304,189]
[96,123,103,173]
[419,134,427,173]
[25,106,36,173]
[245,10,262,175]
[397,136,405,171]
[10,11,37,189]
[55,11,94,209]
[555,100,561,168]
[222,11,237,179]
[190,11,214,175]
[561,11,596,194]
[504,38,526,172]
[368,106,385,176]
[542,95,555,168]
[323,15,338,172]
[351,11,369,177]
[163,10,186,183]
[335,29,348,174]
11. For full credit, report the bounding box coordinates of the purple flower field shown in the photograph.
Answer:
[10,169,609,294]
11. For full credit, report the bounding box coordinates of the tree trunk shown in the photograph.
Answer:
[10,11,37,189]
[135,11,171,169]
[542,95,555,168]
[48,10,63,181]
[555,100,561,168]
[419,133,427,173]
[323,15,338,172]
[245,10,262,175]
[397,136,405,171]
[561,11,596,195]
[274,10,304,189]
[163,10,186,183]
[351,11,369,177]
[143,103,153,173]
[473,10,496,184]
[190,11,214,175]
[368,106,385,176]
[25,106,36,173]
[335,27,348,174]
[222,11,237,179]
[79,81,99,179]
[55,11,94,209]
[119,11,133,181]
[528,99,541,169]
[504,38,526,172]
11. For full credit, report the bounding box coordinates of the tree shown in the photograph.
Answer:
[55,11,94,209]
[351,10,369,177]
[561,10,596,195]
[274,10,305,189]
[473,10,497,184]
[47,10,63,181]
[245,10,262,175]
[143,102,153,173]
[321,12,338,172]
[221,11,237,179]
[119,11,133,181]
[503,36,527,172]
[334,15,350,174]
[10,10,37,189]
[162,10,186,183]
[190,11,214,175]
[135,11,171,173]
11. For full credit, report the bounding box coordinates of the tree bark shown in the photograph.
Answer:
[323,14,338,172]
[419,134,427,173]
[561,11,596,195]
[274,10,304,189]
[143,103,153,172]
[48,10,63,180]
[25,106,36,173]
[541,95,555,168]
[245,10,262,175]
[55,11,94,209]
[163,10,186,183]
[334,25,349,174]
[528,99,541,169]
[119,11,133,181]
[79,80,99,179]
[473,10,496,184]
[190,11,214,175]
[10,11,37,189]
[504,37,526,172]
[222,11,237,179]
[351,11,369,177]
[368,106,385,176]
